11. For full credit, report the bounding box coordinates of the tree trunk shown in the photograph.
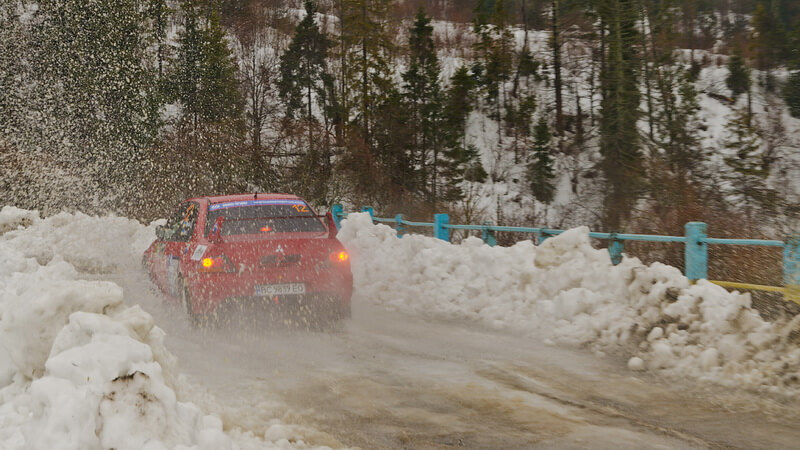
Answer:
[307,81,313,151]
[338,0,348,142]
[361,1,369,141]
[552,0,563,135]
[640,6,654,142]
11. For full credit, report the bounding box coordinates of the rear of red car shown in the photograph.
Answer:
[146,195,352,326]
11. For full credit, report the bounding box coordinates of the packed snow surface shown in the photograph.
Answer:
[338,212,800,395]
[1,206,799,448]
[0,206,315,449]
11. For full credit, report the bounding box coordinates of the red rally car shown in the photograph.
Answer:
[142,194,353,326]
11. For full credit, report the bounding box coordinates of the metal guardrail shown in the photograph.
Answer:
[331,205,800,305]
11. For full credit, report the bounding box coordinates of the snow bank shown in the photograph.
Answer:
[339,213,800,395]
[3,203,798,447]
[0,206,298,449]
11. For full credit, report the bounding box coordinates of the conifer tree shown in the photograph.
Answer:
[169,0,245,194]
[783,4,800,117]
[276,2,338,205]
[527,117,556,204]
[334,0,403,205]
[785,71,800,118]
[722,107,775,219]
[516,49,540,91]
[0,0,31,208]
[505,94,536,163]
[402,9,444,205]
[173,0,242,128]
[337,0,394,141]
[0,0,24,135]
[31,0,160,203]
[655,69,703,183]
[596,0,642,230]
[473,0,514,128]
[372,87,415,202]
[442,66,477,151]
[751,2,786,90]
[440,66,486,199]
[147,0,170,77]
[278,0,333,198]
[278,0,330,124]
[551,0,563,134]
[726,50,750,97]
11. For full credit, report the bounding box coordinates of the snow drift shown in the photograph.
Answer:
[2,204,799,448]
[0,206,302,449]
[338,212,800,395]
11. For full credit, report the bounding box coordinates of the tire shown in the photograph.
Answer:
[313,295,349,331]
[142,255,156,283]
[179,279,204,329]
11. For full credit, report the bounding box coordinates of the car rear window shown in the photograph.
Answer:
[206,200,326,235]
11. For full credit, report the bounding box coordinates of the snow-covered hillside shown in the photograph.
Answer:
[432,24,800,229]
[1,205,799,447]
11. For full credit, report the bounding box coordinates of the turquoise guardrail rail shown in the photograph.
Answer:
[331,204,800,305]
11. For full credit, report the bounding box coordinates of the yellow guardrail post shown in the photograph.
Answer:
[785,234,800,304]
[709,280,786,294]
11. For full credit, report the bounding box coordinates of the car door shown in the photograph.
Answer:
[150,204,185,292]
[159,202,199,297]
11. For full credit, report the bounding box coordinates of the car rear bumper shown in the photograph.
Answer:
[216,293,351,322]
[185,267,352,315]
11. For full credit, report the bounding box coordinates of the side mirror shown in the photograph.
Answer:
[155,225,167,240]
[325,212,337,239]
[209,216,225,243]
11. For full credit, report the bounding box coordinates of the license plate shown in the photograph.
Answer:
[254,283,306,296]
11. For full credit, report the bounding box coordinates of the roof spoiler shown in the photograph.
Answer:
[325,212,337,239]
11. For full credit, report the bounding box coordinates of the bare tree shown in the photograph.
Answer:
[237,27,286,188]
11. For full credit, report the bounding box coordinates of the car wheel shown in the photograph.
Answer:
[311,295,349,332]
[141,255,155,282]
[179,279,204,328]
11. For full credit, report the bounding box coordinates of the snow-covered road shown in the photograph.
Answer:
[3,207,800,448]
[135,277,800,448]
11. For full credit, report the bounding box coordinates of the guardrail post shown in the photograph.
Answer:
[331,204,344,229]
[481,221,497,247]
[685,222,708,281]
[361,206,374,220]
[784,234,800,303]
[395,214,405,238]
[434,213,450,242]
[608,233,624,265]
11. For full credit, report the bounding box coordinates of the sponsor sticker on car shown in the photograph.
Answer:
[190,245,208,261]
[209,199,306,211]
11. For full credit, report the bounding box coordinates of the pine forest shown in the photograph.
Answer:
[1,0,799,244]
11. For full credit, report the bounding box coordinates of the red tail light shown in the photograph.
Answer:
[329,251,349,263]
[198,255,234,273]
